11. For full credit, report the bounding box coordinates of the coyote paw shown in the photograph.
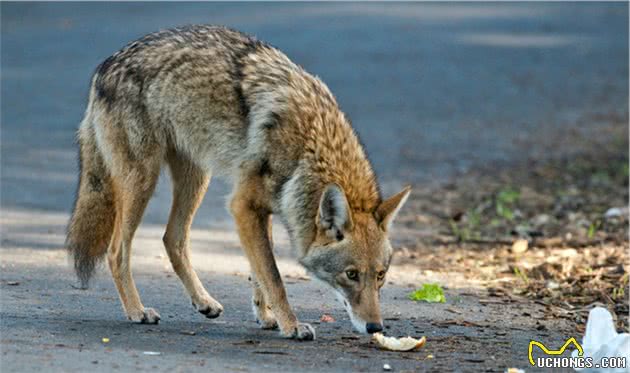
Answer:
[129,307,161,324]
[283,322,315,341]
[253,300,278,330]
[193,298,223,319]
[257,318,279,330]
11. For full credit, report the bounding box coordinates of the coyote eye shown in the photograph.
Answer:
[377,271,386,281]
[346,270,358,281]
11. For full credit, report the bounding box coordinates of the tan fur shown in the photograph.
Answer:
[66,118,116,288]
[67,25,410,339]
[163,151,223,317]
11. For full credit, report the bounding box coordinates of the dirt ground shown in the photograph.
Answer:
[396,119,629,333]
[1,2,628,373]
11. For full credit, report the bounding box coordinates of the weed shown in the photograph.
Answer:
[587,219,602,239]
[496,187,520,221]
[449,208,481,241]
[513,266,529,284]
[612,274,628,300]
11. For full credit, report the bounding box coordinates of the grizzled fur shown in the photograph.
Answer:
[67,25,410,340]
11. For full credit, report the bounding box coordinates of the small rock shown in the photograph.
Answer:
[532,214,550,226]
[546,281,560,290]
[604,207,628,218]
[383,363,392,371]
[143,351,161,356]
[568,212,580,222]
[511,239,528,254]
[512,225,531,237]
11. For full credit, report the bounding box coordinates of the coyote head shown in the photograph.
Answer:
[300,184,410,334]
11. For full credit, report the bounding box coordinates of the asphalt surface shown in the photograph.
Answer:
[1,3,627,372]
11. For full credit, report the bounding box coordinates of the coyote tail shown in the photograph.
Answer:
[66,113,116,288]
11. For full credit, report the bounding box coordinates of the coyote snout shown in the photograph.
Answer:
[336,280,383,334]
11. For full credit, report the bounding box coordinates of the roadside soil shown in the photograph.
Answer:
[394,120,629,334]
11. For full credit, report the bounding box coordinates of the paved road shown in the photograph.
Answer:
[1,3,627,372]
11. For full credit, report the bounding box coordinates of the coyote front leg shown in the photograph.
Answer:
[250,273,278,329]
[250,216,278,329]
[230,183,314,340]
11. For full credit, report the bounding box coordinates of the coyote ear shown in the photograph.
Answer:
[375,186,411,231]
[317,184,353,240]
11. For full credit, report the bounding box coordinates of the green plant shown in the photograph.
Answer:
[495,187,520,221]
[612,274,628,300]
[449,208,481,242]
[587,219,602,239]
[449,219,465,241]
[513,266,529,284]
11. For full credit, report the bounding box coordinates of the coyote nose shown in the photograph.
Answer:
[366,322,383,334]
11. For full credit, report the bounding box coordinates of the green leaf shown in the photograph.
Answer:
[497,188,520,204]
[587,220,601,239]
[496,202,514,221]
[408,283,446,303]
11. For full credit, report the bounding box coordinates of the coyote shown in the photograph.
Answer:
[67,25,410,340]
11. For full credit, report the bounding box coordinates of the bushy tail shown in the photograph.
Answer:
[66,121,116,289]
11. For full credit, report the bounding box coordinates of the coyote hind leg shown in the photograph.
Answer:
[163,151,223,319]
[107,159,161,324]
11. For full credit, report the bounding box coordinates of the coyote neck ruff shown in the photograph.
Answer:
[67,25,410,340]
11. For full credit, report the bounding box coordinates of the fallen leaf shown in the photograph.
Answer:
[511,239,528,254]
[320,314,335,323]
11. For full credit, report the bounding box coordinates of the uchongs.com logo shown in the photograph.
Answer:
[528,337,627,370]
